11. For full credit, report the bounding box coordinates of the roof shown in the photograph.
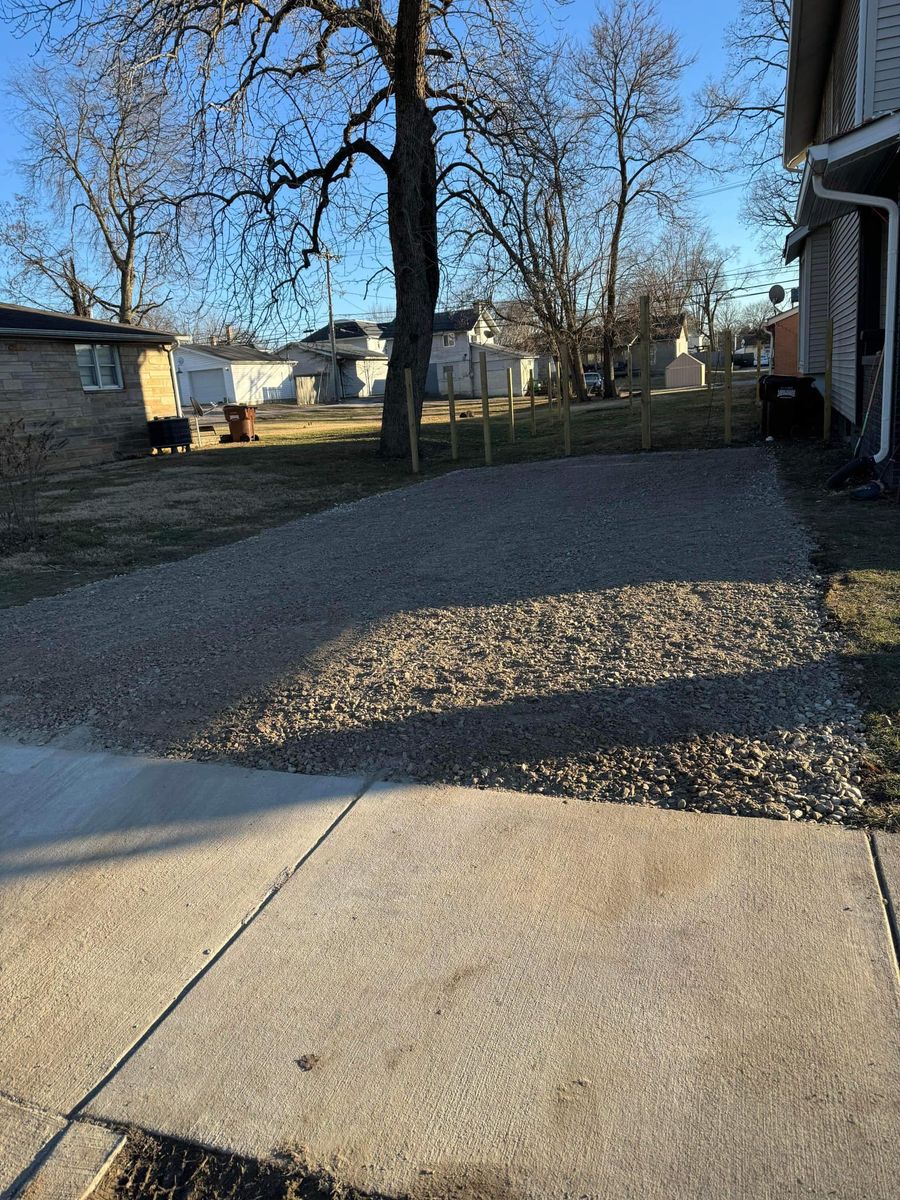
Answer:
[301,307,493,344]
[181,343,286,363]
[651,313,687,341]
[764,306,800,329]
[286,341,388,362]
[0,302,175,344]
[783,0,843,167]
[301,319,392,343]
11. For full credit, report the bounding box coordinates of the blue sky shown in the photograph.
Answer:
[0,0,798,329]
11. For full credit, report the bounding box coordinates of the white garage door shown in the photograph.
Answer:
[189,368,228,405]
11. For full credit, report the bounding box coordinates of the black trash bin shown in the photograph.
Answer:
[148,415,192,453]
[760,375,822,438]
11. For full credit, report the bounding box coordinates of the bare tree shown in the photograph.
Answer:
[710,0,798,239]
[445,52,610,402]
[578,0,723,397]
[0,58,196,324]
[11,0,520,457]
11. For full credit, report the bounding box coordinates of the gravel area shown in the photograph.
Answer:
[0,449,866,823]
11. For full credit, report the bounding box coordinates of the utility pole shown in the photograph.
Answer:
[323,250,341,405]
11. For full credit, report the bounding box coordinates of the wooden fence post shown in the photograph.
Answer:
[639,295,652,450]
[479,350,492,466]
[723,332,733,446]
[506,367,516,443]
[560,344,572,456]
[529,369,536,434]
[444,365,458,461]
[404,368,420,474]
[627,345,634,408]
[823,318,833,442]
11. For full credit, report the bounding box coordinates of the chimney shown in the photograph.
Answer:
[225,324,235,344]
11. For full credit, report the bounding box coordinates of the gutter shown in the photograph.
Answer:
[0,326,173,346]
[810,162,897,463]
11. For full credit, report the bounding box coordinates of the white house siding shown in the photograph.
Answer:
[174,348,235,405]
[229,360,296,404]
[829,211,861,421]
[870,0,900,116]
[799,227,832,374]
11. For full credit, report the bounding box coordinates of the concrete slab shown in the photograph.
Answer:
[0,1098,65,1197]
[873,832,900,940]
[0,1096,123,1200]
[90,783,900,1200]
[0,742,364,1113]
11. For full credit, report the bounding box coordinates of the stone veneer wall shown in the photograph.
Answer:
[0,338,177,468]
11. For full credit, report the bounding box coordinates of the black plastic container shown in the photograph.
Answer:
[148,416,192,451]
[760,375,822,438]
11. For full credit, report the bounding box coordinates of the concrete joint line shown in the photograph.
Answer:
[868,834,900,979]
[66,774,376,1123]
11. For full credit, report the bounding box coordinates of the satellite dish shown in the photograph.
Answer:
[768,284,786,305]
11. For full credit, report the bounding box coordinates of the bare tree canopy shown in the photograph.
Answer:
[578,0,724,396]
[0,57,196,324]
[710,0,798,240]
[8,0,520,456]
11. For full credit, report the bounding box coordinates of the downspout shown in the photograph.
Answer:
[167,346,183,417]
[811,168,897,462]
[855,0,870,126]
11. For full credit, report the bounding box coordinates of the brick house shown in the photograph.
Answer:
[0,304,179,467]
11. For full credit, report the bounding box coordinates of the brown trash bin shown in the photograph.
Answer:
[223,403,258,442]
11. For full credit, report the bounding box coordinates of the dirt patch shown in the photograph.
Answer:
[95,1129,398,1200]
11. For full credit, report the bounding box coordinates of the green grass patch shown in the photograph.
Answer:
[776,441,900,829]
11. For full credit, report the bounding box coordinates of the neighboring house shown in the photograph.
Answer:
[648,315,689,374]
[282,328,389,402]
[172,342,296,408]
[298,307,535,399]
[764,307,800,376]
[0,303,178,467]
[783,0,900,474]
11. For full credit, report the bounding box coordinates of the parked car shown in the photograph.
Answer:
[583,371,603,396]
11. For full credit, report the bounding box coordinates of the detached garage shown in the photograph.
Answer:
[173,343,296,408]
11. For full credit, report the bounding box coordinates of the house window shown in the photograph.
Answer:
[75,343,123,390]
[443,332,456,348]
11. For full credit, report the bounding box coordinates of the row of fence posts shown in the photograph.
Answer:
[402,348,566,474]
[400,294,819,474]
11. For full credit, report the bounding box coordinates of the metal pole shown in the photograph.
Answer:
[445,366,458,461]
[506,367,515,443]
[755,338,763,409]
[639,296,652,450]
[404,367,419,474]
[529,369,536,435]
[479,350,492,466]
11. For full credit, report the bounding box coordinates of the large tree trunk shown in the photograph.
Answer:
[379,0,439,459]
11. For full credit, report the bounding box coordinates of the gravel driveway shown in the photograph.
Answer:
[0,449,865,823]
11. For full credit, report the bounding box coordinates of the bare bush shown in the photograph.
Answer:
[0,418,63,549]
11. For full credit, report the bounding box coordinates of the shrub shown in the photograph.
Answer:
[0,418,64,550]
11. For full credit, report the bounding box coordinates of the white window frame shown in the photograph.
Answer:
[442,332,456,347]
[75,343,123,391]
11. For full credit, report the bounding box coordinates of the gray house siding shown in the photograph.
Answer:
[828,211,861,422]
[870,0,900,115]
[800,227,832,374]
